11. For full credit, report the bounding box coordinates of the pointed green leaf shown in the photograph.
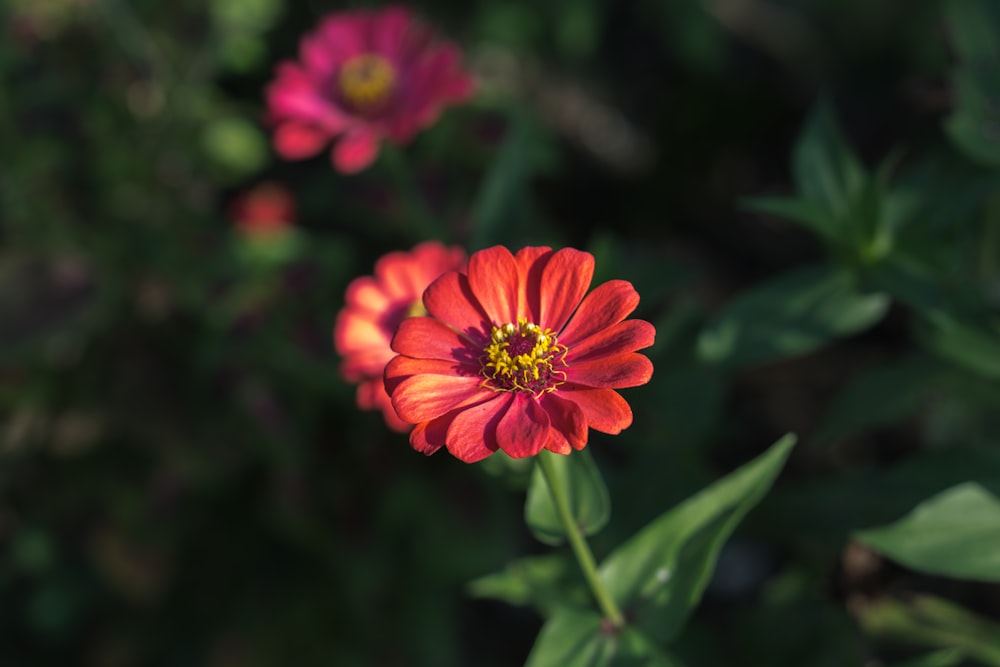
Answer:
[743,196,838,241]
[697,264,889,369]
[857,482,1000,582]
[889,650,964,667]
[792,101,866,218]
[917,314,1000,380]
[526,449,611,545]
[525,608,685,667]
[599,434,796,644]
[466,555,587,617]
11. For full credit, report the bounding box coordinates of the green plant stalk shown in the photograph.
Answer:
[537,453,625,629]
[379,144,446,241]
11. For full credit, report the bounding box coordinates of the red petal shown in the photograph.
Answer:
[541,393,588,450]
[334,308,391,358]
[333,127,381,173]
[410,414,451,455]
[558,280,640,346]
[384,355,471,396]
[343,275,392,312]
[514,246,552,323]
[540,248,593,332]
[558,387,633,434]
[423,271,492,341]
[565,353,653,389]
[446,395,510,462]
[391,374,491,423]
[544,431,573,455]
[567,319,656,362]
[496,394,551,458]
[273,122,328,160]
[391,317,481,367]
[467,246,519,324]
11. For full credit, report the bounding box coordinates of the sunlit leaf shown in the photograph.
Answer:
[466,554,586,616]
[525,449,611,545]
[857,482,1000,581]
[599,434,796,644]
[525,608,685,667]
[697,264,889,369]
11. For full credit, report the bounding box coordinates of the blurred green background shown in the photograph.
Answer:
[2,0,999,665]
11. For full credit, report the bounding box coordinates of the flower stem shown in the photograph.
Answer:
[379,144,446,241]
[537,452,625,628]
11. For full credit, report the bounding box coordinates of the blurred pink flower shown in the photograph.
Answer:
[266,5,474,174]
[334,242,467,431]
[229,182,296,238]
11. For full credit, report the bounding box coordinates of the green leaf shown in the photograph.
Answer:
[917,313,1000,380]
[525,608,685,667]
[944,0,1000,165]
[857,482,1000,582]
[466,555,587,617]
[889,650,964,667]
[743,196,838,241]
[525,450,611,545]
[599,434,796,644]
[792,101,866,219]
[697,264,889,369]
[859,595,1000,666]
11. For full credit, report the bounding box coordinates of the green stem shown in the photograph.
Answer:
[537,452,625,628]
[379,144,446,241]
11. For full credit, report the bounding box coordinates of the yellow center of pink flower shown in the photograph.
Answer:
[481,318,568,395]
[338,54,397,113]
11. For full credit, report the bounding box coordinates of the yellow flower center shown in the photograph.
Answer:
[406,300,427,318]
[338,54,397,113]
[481,318,568,395]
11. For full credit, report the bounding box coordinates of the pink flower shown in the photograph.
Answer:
[385,246,655,462]
[334,242,468,431]
[266,5,474,174]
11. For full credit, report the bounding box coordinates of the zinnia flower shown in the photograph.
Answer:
[334,242,467,431]
[229,182,296,239]
[266,5,474,174]
[385,246,655,462]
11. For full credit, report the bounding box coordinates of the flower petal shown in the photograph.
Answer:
[544,431,573,455]
[514,246,552,323]
[384,355,471,396]
[273,122,328,160]
[567,319,656,362]
[391,317,482,367]
[445,395,511,462]
[540,248,593,332]
[410,413,451,455]
[564,352,653,389]
[356,379,410,432]
[423,271,492,341]
[557,386,633,434]
[332,127,381,173]
[496,394,551,458]
[558,280,640,346]
[391,374,492,423]
[541,392,588,450]
[467,245,519,324]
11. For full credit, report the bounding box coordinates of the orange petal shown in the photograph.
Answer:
[567,319,656,362]
[391,317,481,366]
[557,387,633,434]
[391,374,491,423]
[445,395,510,462]
[565,353,653,389]
[423,271,492,340]
[467,246,519,324]
[558,280,639,346]
[540,248,593,332]
[541,393,588,450]
[496,394,550,458]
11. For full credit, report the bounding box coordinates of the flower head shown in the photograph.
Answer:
[385,246,655,462]
[334,242,468,431]
[229,182,296,239]
[266,5,474,174]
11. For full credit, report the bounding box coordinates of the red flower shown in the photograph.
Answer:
[334,242,467,431]
[385,246,655,462]
[229,182,296,238]
[266,5,473,174]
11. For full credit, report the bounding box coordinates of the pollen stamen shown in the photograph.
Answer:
[481,317,568,396]
[338,54,397,113]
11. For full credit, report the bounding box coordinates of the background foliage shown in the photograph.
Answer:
[2,0,999,665]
